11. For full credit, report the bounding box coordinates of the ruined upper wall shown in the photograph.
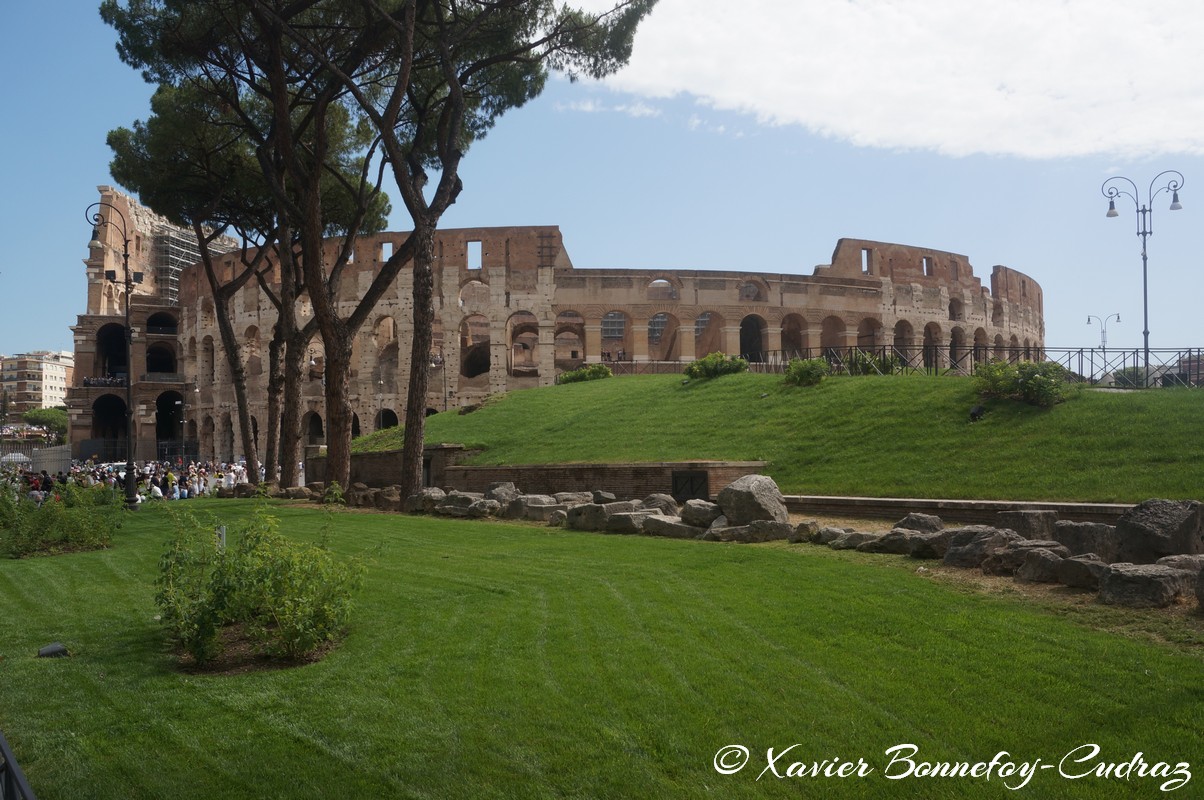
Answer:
[819,238,986,292]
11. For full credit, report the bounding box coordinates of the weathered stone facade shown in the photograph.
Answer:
[67,188,1045,463]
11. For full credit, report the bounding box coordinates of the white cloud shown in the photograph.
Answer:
[591,0,1204,159]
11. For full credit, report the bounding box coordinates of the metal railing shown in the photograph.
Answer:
[0,728,37,800]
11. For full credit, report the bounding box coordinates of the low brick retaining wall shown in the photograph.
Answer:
[786,495,1131,526]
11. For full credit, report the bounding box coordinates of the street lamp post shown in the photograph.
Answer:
[87,201,143,510]
[1086,313,1120,384]
[1101,171,1184,388]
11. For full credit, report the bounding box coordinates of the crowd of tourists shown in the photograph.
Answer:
[1,458,262,506]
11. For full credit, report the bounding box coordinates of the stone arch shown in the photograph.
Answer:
[155,391,185,459]
[245,325,262,377]
[601,310,630,360]
[375,408,399,430]
[738,279,768,303]
[739,315,768,362]
[893,320,916,364]
[974,328,989,364]
[923,322,944,369]
[507,311,540,376]
[647,312,681,361]
[781,314,808,359]
[199,297,215,329]
[646,277,680,302]
[90,394,126,443]
[994,334,1006,359]
[302,410,324,447]
[820,316,847,354]
[857,318,883,350]
[201,336,216,384]
[694,311,724,357]
[219,412,234,462]
[949,298,965,322]
[201,416,215,462]
[352,413,361,439]
[554,310,585,368]
[147,311,178,334]
[459,314,491,378]
[992,300,1005,326]
[146,342,177,374]
[459,279,491,312]
[949,327,969,373]
[95,322,128,380]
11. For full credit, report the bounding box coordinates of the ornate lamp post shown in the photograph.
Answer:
[1101,171,1184,388]
[1086,313,1120,384]
[87,202,142,510]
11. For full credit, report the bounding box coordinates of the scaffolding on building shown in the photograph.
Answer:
[154,223,204,304]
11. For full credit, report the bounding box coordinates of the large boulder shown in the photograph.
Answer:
[942,527,1025,569]
[283,486,313,501]
[376,486,402,512]
[907,530,958,560]
[1015,548,1064,583]
[1156,554,1204,576]
[995,510,1058,541]
[716,475,789,525]
[1114,500,1204,563]
[894,512,943,533]
[830,531,883,551]
[555,491,593,506]
[1052,521,1120,562]
[485,482,522,505]
[434,491,485,517]
[467,498,501,518]
[813,526,849,545]
[640,493,680,516]
[790,520,822,543]
[858,528,922,555]
[505,495,566,522]
[709,520,795,543]
[405,486,446,513]
[605,511,665,534]
[981,540,1072,576]
[1098,563,1196,608]
[1056,554,1109,590]
[681,499,723,529]
[566,503,609,532]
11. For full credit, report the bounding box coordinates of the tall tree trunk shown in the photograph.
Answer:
[399,224,436,498]
[278,332,306,487]
[263,325,282,485]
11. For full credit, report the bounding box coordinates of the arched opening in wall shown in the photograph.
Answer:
[186,419,197,441]
[601,311,630,361]
[201,416,215,462]
[992,300,1004,326]
[646,278,679,301]
[95,323,128,380]
[1023,338,1032,360]
[738,281,766,302]
[508,311,540,376]
[949,299,964,321]
[949,327,968,373]
[352,413,361,439]
[245,326,262,377]
[781,314,808,359]
[1009,334,1020,361]
[739,315,767,362]
[820,316,846,356]
[554,311,585,369]
[302,411,324,446]
[202,336,216,384]
[459,314,491,378]
[994,334,1005,359]
[923,323,943,370]
[425,407,440,417]
[219,413,234,462]
[375,408,399,430]
[187,337,196,378]
[857,318,883,350]
[974,328,989,364]
[147,311,178,335]
[459,279,491,310]
[90,394,127,446]
[694,311,723,357]
[146,343,177,375]
[648,312,680,361]
[375,341,398,391]
[155,391,185,459]
[893,321,916,365]
[199,297,215,329]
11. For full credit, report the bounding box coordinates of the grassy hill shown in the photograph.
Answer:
[354,373,1204,503]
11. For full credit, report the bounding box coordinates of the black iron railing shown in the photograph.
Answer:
[0,728,36,800]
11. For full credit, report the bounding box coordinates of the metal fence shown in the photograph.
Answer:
[0,728,36,800]
[598,347,1204,388]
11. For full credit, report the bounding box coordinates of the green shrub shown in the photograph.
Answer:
[842,349,900,376]
[322,480,347,506]
[784,358,830,387]
[558,363,613,384]
[0,483,124,558]
[973,359,1072,408]
[684,352,748,380]
[155,504,365,665]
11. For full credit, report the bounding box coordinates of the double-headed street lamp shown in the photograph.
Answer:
[1101,171,1184,388]
[86,201,142,510]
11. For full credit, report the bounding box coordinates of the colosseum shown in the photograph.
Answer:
[67,187,1045,463]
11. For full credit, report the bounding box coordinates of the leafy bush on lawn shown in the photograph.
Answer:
[684,352,749,380]
[842,349,900,376]
[558,363,613,384]
[973,359,1073,408]
[0,483,124,558]
[156,504,365,665]
[783,358,830,387]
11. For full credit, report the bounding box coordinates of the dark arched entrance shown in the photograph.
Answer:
[739,315,767,362]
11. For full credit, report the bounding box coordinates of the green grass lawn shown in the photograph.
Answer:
[356,373,1204,503]
[2,500,1202,799]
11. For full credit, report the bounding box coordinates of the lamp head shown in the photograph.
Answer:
[1170,190,1182,211]
[1106,199,1119,218]
[89,228,103,249]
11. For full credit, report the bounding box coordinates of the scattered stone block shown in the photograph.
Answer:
[1156,554,1204,576]
[1056,554,1109,590]
[1016,548,1064,583]
[830,531,883,550]
[789,519,821,543]
[643,516,707,540]
[981,540,1071,576]
[895,512,943,533]
[640,493,679,516]
[1099,563,1196,608]
[942,527,1025,569]
[681,499,722,529]
[716,475,789,525]
[995,510,1058,540]
[1052,521,1120,562]
[1114,499,1204,563]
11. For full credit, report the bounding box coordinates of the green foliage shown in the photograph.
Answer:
[322,481,347,506]
[783,357,830,387]
[841,349,900,376]
[155,504,365,665]
[20,407,68,440]
[973,359,1073,408]
[0,483,124,558]
[1113,367,1144,388]
[557,363,613,384]
[683,352,749,380]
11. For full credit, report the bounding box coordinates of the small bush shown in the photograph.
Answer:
[684,352,749,380]
[842,349,900,376]
[973,359,1072,408]
[558,363,613,384]
[156,504,365,665]
[322,481,347,506]
[784,358,829,387]
[0,483,124,558]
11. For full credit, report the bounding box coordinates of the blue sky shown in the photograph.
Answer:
[3,0,1203,357]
